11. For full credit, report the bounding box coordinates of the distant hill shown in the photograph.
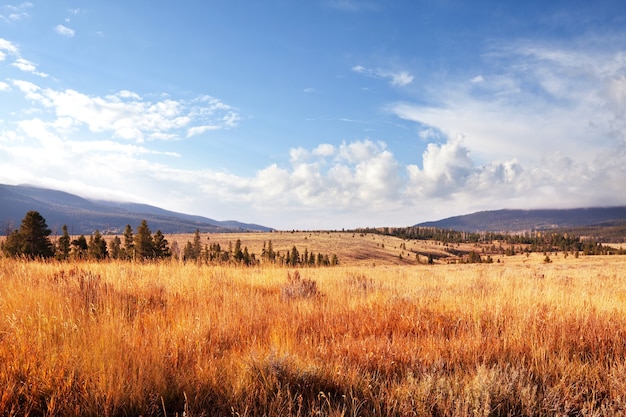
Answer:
[0,184,272,235]
[416,207,626,233]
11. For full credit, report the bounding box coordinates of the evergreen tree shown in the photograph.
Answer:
[234,239,244,262]
[153,230,170,258]
[2,230,23,258]
[123,224,134,260]
[88,230,108,260]
[109,236,122,259]
[267,240,275,261]
[71,235,88,259]
[192,229,202,259]
[2,211,54,258]
[290,245,299,266]
[56,225,71,260]
[134,220,154,260]
[183,241,195,261]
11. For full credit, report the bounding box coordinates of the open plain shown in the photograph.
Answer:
[1,232,626,416]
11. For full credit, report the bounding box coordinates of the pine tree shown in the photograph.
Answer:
[109,236,122,259]
[71,235,88,259]
[2,230,23,257]
[153,230,170,258]
[2,211,54,258]
[134,220,154,260]
[192,229,202,260]
[234,239,244,262]
[88,230,108,260]
[123,224,134,260]
[57,224,71,260]
[183,241,195,261]
[290,245,299,266]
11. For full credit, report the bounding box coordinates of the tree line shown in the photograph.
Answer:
[354,226,624,256]
[1,211,172,261]
[178,230,339,266]
[1,211,340,266]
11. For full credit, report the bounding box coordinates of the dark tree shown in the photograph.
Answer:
[88,230,108,260]
[2,230,23,258]
[183,241,195,261]
[290,245,299,266]
[123,224,134,260]
[192,229,202,260]
[234,239,244,262]
[109,236,122,259]
[153,230,170,258]
[71,235,88,259]
[134,220,154,260]
[56,224,71,260]
[2,211,54,258]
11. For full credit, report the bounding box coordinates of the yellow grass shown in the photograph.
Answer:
[169,231,462,266]
[1,252,626,416]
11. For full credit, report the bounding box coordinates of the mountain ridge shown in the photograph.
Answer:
[416,207,626,233]
[0,184,272,235]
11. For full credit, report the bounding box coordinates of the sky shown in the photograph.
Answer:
[1,0,626,230]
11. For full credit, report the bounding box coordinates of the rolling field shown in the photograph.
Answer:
[1,233,626,416]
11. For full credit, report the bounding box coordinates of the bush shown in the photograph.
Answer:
[281,270,320,300]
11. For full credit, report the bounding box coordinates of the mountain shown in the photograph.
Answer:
[0,184,272,235]
[416,207,626,233]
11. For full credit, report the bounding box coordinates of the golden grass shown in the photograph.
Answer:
[1,254,626,416]
[169,231,457,266]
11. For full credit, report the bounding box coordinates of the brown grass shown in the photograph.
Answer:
[1,251,626,416]
[168,231,456,266]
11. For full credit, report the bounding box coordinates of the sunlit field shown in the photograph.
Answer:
[2,241,626,415]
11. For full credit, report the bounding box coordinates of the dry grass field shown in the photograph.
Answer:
[1,233,626,416]
[169,231,472,266]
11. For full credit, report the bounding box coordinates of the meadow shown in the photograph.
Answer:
[1,233,626,416]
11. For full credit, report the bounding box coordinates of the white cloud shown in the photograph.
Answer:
[0,81,10,92]
[352,65,414,86]
[326,0,378,12]
[389,71,414,86]
[12,57,35,72]
[11,81,239,142]
[1,2,32,22]
[10,57,48,77]
[55,24,75,37]
[187,125,220,137]
[0,38,19,56]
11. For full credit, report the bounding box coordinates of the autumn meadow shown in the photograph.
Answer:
[1,231,626,416]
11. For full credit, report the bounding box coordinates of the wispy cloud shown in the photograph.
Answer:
[0,2,32,23]
[55,24,75,37]
[352,65,414,86]
[326,0,379,12]
[1,37,48,77]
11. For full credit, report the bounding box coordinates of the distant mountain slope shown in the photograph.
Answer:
[416,207,626,232]
[0,184,272,235]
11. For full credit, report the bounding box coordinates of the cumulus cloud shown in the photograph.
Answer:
[352,65,414,86]
[55,24,75,37]
[11,81,239,142]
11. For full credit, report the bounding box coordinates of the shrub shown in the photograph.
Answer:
[281,270,320,300]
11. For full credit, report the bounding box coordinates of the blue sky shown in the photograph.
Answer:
[1,0,626,229]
